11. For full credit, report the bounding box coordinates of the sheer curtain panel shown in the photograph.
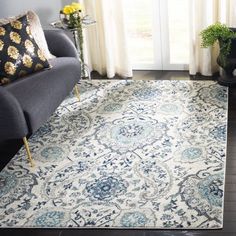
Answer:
[82,0,133,78]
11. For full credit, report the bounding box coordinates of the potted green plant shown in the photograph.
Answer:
[200,23,236,85]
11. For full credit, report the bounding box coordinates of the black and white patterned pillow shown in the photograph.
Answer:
[0,14,50,85]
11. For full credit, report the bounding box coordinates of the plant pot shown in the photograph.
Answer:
[217,47,236,86]
[218,67,236,87]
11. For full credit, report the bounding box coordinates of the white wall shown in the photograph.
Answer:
[0,0,73,28]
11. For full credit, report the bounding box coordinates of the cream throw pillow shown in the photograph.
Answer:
[0,10,55,60]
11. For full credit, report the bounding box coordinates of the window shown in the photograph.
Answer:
[125,0,190,70]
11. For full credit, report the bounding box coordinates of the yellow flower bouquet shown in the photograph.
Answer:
[63,2,82,14]
[60,2,83,29]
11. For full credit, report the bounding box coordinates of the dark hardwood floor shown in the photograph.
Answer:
[1,71,236,236]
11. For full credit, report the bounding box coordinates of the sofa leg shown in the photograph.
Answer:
[74,84,80,102]
[23,137,34,167]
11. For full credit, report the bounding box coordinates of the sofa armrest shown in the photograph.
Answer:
[44,30,79,58]
[0,87,29,141]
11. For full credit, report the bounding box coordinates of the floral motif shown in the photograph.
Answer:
[10,20,22,30]
[112,122,150,146]
[35,211,65,227]
[10,32,21,44]
[97,118,168,153]
[159,103,182,115]
[37,146,68,162]
[62,110,91,134]
[176,146,206,163]
[25,39,35,53]
[18,70,27,77]
[31,123,54,141]
[85,176,128,201]
[0,168,37,208]
[4,62,16,75]
[199,85,228,106]
[210,87,228,103]
[0,77,10,85]
[99,103,123,113]
[209,124,227,142]
[35,63,44,71]
[0,27,5,36]
[198,174,223,207]
[133,87,162,100]
[119,123,144,137]
[120,211,148,227]
[179,171,224,220]
[7,46,19,60]
[22,54,33,68]
[182,147,202,160]
[114,208,156,228]
[37,49,46,61]
[28,210,71,227]
[0,171,18,197]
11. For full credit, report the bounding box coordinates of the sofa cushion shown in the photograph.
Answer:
[27,11,55,60]
[6,57,81,133]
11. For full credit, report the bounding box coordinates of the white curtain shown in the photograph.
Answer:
[82,0,133,78]
[189,0,236,76]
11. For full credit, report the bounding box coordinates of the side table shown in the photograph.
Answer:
[50,16,96,80]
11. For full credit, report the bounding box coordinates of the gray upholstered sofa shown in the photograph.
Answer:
[0,30,81,166]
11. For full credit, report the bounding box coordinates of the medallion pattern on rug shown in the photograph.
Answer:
[0,80,228,229]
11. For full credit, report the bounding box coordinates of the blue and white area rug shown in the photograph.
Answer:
[0,80,228,229]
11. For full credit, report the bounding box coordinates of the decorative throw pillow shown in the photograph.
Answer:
[27,11,55,60]
[0,11,55,60]
[0,15,50,85]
